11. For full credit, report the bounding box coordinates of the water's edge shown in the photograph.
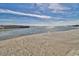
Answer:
[0,26,79,41]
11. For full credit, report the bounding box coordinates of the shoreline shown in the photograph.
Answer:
[0,29,79,55]
[0,28,78,41]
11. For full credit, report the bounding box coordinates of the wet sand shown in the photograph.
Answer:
[0,29,79,56]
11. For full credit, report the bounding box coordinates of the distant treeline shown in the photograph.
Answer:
[0,25,30,29]
[72,25,79,27]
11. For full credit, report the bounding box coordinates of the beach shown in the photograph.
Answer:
[0,29,79,56]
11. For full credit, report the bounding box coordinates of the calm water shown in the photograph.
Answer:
[0,27,48,40]
[0,26,79,40]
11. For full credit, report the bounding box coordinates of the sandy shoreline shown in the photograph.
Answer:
[0,29,79,56]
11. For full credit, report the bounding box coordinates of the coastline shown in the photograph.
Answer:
[0,29,79,55]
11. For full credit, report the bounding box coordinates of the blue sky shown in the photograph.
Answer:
[0,3,79,26]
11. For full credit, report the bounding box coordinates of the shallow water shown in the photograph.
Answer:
[0,26,79,40]
[0,27,48,40]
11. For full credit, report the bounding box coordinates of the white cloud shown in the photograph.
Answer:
[36,3,71,13]
[48,3,71,13]
[0,9,52,19]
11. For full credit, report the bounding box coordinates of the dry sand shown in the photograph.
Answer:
[0,29,79,56]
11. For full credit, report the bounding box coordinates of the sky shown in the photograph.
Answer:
[0,3,79,26]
